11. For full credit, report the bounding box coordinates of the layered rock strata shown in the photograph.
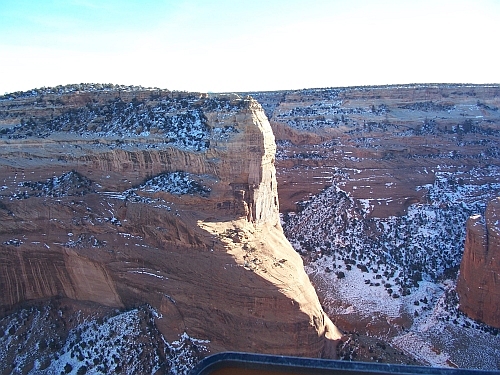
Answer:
[243,85,500,366]
[457,197,500,328]
[0,88,341,357]
[245,85,500,216]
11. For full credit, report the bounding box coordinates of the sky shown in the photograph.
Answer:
[0,0,499,94]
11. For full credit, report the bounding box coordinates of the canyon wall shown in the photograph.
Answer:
[247,85,500,216]
[457,197,500,328]
[3,83,500,369]
[0,89,340,358]
[245,84,500,368]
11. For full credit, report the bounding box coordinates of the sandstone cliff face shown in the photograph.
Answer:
[0,88,340,358]
[457,197,500,328]
[0,240,122,308]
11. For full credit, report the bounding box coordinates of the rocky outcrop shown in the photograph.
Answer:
[457,197,500,328]
[0,88,341,358]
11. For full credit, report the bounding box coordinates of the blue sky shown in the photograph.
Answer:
[1,0,499,93]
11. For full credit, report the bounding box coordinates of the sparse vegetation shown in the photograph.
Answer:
[0,303,209,375]
[134,171,211,197]
[284,166,500,296]
[8,170,95,199]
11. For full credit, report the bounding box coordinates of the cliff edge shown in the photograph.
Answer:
[0,87,341,358]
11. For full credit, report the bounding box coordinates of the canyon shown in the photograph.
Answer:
[1,83,500,372]
[249,84,500,369]
[0,86,340,374]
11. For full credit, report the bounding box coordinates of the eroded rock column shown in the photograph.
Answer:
[457,197,500,328]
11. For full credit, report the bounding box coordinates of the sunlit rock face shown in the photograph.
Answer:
[457,197,500,328]
[0,86,340,359]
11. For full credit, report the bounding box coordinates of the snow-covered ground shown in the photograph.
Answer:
[284,166,500,295]
[132,171,211,197]
[0,304,209,375]
[393,279,500,369]
[283,165,500,369]
[3,170,94,200]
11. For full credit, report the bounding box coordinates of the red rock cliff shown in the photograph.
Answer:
[0,90,341,357]
[457,197,500,328]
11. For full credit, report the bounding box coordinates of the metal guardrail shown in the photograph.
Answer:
[189,352,496,375]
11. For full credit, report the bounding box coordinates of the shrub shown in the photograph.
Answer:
[64,363,73,374]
